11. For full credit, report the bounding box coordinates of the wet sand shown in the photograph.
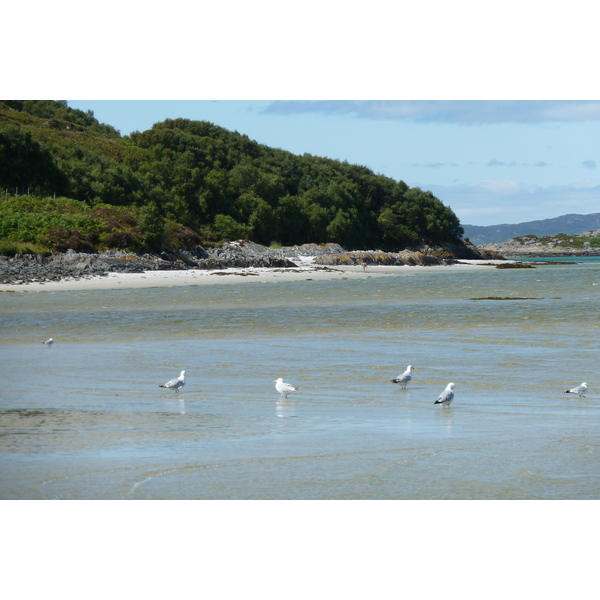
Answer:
[0,260,504,292]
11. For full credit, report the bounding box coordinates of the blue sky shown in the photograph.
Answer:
[67,100,600,226]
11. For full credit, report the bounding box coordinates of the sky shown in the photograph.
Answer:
[66,100,600,226]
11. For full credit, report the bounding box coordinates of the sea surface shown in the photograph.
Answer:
[1,259,599,499]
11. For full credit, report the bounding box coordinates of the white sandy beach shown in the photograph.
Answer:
[0,260,505,292]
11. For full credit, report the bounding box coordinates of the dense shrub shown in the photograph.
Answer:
[41,228,96,252]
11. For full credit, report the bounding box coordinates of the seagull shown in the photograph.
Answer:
[43,338,54,347]
[274,377,299,399]
[564,382,587,398]
[391,365,414,388]
[434,382,455,408]
[159,370,186,393]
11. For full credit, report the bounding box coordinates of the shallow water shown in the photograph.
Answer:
[1,260,599,499]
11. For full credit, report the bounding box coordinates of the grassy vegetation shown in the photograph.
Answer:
[513,233,600,248]
[0,195,199,255]
[537,234,600,248]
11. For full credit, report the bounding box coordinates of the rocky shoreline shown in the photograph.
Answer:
[0,240,501,286]
[479,229,600,257]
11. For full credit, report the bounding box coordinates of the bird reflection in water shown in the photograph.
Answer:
[276,399,297,419]
[439,407,454,436]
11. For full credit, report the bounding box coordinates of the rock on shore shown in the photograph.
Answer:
[306,239,504,266]
[0,239,498,285]
[0,242,296,285]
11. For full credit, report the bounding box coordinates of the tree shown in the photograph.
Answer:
[138,201,165,250]
[326,208,353,245]
[213,214,251,240]
[248,197,277,245]
[0,125,69,196]
[377,208,419,248]
[274,195,308,245]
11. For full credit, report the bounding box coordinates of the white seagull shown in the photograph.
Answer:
[391,365,414,388]
[434,382,455,408]
[43,338,54,347]
[564,382,587,398]
[274,377,299,399]
[159,370,186,393]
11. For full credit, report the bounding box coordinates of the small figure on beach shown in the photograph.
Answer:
[564,382,587,398]
[361,259,368,272]
[42,338,54,347]
[391,365,414,388]
[434,382,455,408]
[274,377,299,399]
[159,370,186,393]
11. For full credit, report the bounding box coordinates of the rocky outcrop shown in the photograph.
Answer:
[306,241,501,267]
[581,229,600,238]
[0,242,297,285]
[182,240,297,269]
[480,231,600,257]
[442,238,505,260]
[0,250,178,285]
[312,249,453,267]
[279,243,347,258]
[0,238,502,285]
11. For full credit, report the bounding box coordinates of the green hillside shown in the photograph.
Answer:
[0,100,464,255]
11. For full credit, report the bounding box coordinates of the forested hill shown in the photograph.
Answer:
[0,100,464,255]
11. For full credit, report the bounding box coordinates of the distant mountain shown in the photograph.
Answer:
[462,213,600,245]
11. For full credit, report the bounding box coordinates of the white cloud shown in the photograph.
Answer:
[571,180,600,190]
[412,162,446,169]
[487,159,519,167]
[469,179,528,194]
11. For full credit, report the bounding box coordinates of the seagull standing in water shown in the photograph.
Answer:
[274,377,299,399]
[159,370,186,393]
[391,365,414,388]
[434,382,455,408]
[564,382,587,398]
[43,338,54,347]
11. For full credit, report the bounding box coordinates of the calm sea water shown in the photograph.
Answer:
[1,259,599,499]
